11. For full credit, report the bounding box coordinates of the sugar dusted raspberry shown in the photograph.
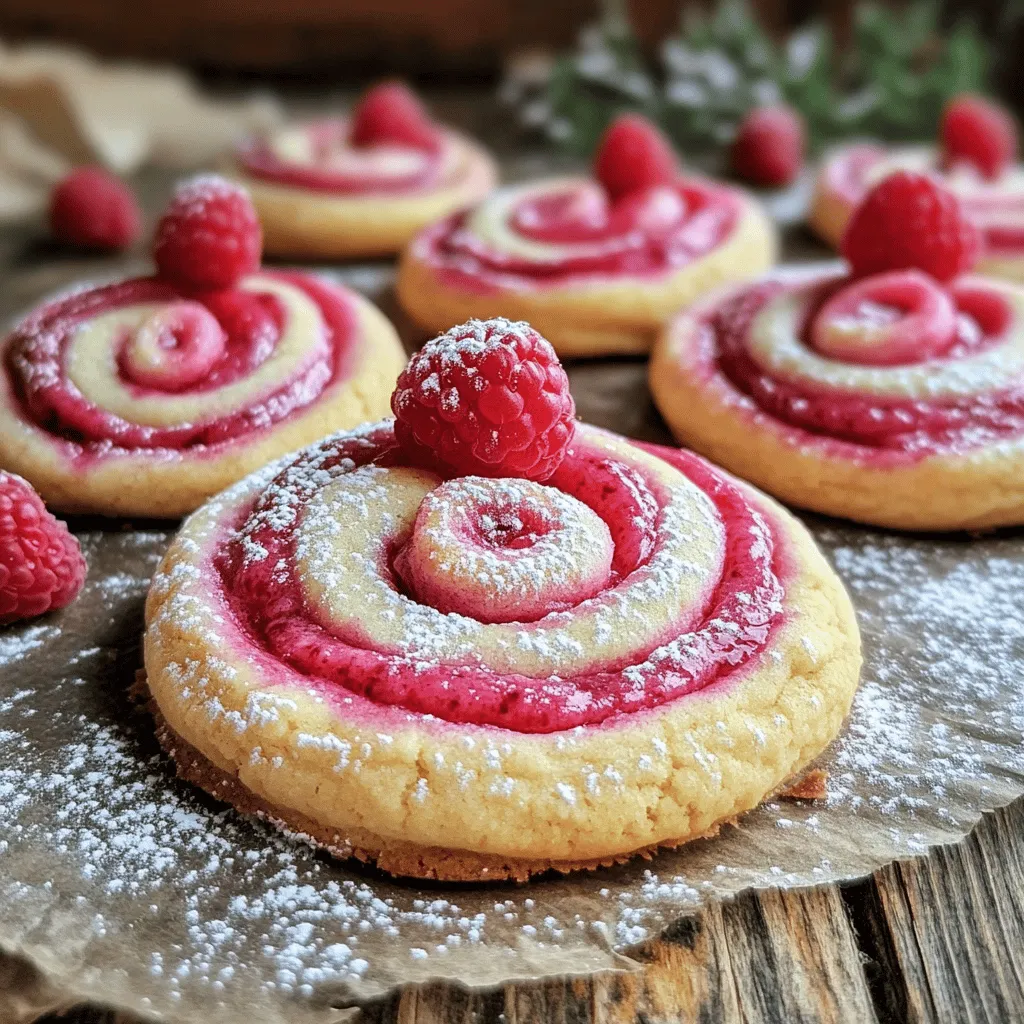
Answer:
[0,472,86,624]
[730,105,805,187]
[594,114,680,200]
[940,94,1017,180]
[153,174,262,290]
[841,171,981,282]
[392,318,576,481]
[349,81,441,150]
[49,166,141,251]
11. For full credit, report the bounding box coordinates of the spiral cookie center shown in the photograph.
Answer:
[394,477,614,623]
[6,271,358,456]
[120,301,226,390]
[220,424,781,731]
[428,177,739,280]
[811,270,957,366]
[510,183,687,245]
[704,268,1024,456]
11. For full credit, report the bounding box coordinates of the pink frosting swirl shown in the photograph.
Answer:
[214,423,786,734]
[416,178,742,290]
[236,118,446,195]
[3,271,358,459]
[704,269,1024,458]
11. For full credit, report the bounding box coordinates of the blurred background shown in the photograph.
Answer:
[0,0,1020,220]
[0,0,1018,87]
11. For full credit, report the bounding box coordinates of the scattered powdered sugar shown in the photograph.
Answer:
[3,520,1024,1021]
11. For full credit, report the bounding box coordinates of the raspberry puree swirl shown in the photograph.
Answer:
[812,144,1024,277]
[209,422,785,732]
[414,176,743,287]
[145,317,861,879]
[652,264,1024,529]
[237,120,460,196]
[0,174,408,518]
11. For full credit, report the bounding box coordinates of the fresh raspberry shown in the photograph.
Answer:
[940,94,1017,179]
[392,318,576,481]
[594,114,680,200]
[49,167,141,251]
[0,472,86,624]
[841,171,981,282]
[153,175,262,291]
[349,81,441,150]
[730,105,805,187]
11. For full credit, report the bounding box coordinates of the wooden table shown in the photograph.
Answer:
[4,95,1024,1024]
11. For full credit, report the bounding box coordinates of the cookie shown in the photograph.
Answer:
[651,263,1024,530]
[397,114,776,357]
[144,319,860,880]
[229,82,497,260]
[0,176,406,517]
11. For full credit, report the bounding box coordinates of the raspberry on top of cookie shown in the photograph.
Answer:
[230,81,499,260]
[811,92,1024,283]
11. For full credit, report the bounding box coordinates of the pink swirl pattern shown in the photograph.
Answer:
[4,271,358,460]
[236,119,447,195]
[704,268,1024,458]
[213,423,787,734]
[417,177,742,289]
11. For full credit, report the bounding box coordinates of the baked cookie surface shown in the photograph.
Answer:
[397,116,776,357]
[0,175,406,518]
[651,263,1024,530]
[0,272,404,518]
[144,420,861,880]
[811,143,1024,282]
[230,83,497,260]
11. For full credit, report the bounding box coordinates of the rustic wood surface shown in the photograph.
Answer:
[4,94,1024,1024]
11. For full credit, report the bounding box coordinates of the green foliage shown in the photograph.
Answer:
[537,0,990,161]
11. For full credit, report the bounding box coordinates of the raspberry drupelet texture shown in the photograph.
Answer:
[153,174,263,291]
[349,81,441,151]
[840,171,981,283]
[0,472,86,623]
[392,318,576,481]
[731,105,806,187]
[940,94,1018,180]
[593,114,680,200]
[49,167,141,251]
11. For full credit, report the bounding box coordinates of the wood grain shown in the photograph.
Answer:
[846,800,1024,1024]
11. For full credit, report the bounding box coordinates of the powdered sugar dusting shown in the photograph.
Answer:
[3,519,1024,1020]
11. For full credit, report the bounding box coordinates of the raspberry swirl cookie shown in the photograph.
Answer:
[652,173,1024,531]
[0,176,405,518]
[398,115,776,357]
[811,96,1024,280]
[229,82,498,259]
[145,318,860,881]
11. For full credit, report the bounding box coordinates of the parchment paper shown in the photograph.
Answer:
[2,259,1024,1024]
